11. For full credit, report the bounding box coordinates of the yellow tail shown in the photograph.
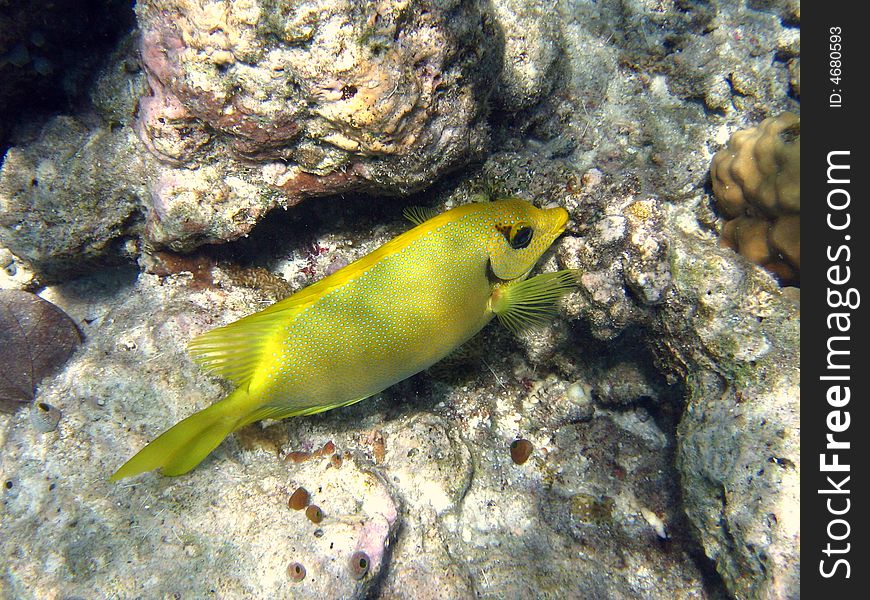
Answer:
[110,389,251,480]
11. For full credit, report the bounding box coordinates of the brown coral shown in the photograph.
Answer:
[711,112,800,284]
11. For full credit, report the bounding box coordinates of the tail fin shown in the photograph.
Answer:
[110,390,249,481]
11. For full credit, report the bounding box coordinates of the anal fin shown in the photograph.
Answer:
[236,395,376,429]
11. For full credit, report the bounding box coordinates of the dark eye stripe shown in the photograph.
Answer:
[510,226,533,249]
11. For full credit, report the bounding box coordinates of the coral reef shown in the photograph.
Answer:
[553,166,799,599]
[1,0,800,598]
[558,194,672,340]
[133,0,498,250]
[1,272,401,598]
[1,270,709,598]
[488,0,561,111]
[455,142,799,598]
[0,29,149,283]
[658,2,798,114]
[3,0,543,271]
[2,0,799,269]
[711,112,800,284]
[658,217,799,600]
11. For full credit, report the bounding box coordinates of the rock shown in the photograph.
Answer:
[0,116,150,281]
[0,271,402,598]
[4,0,521,265]
[556,192,670,341]
[0,258,716,598]
[594,361,660,407]
[489,0,562,111]
[664,3,795,115]
[462,2,801,586]
[496,0,798,202]
[0,1,801,597]
[659,216,800,600]
[4,0,800,268]
[133,0,498,250]
[89,33,151,128]
[472,142,799,597]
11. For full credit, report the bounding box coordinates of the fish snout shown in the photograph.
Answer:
[548,206,570,236]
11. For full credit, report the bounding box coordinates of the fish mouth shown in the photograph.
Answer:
[549,207,570,236]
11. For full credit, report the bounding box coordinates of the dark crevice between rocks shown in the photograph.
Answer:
[51,264,139,310]
[648,413,731,597]
[655,405,730,599]
[210,191,419,267]
[0,0,137,155]
[652,368,731,598]
[678,485,733,599]
[559,322,730,597]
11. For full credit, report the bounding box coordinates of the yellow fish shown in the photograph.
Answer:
[112,198,575,479]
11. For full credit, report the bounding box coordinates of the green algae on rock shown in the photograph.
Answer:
[569,493,615,525]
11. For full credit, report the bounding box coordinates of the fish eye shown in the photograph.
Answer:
[509,225,534,249]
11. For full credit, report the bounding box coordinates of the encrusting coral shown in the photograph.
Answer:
[710,112,800,284]
[133,0,498,250]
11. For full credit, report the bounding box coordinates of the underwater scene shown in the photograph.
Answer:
[1,0,799,598]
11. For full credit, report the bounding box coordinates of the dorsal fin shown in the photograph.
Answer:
[403,205,440,226]
[187,296,310,386]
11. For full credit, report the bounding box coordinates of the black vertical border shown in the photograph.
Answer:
[803,4,867,597]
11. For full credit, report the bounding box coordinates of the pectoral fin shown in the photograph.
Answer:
[490,270,580,334]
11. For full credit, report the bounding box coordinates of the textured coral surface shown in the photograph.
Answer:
[711,112,800,283]
[1,0,800,598]
[133,0,496,249]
